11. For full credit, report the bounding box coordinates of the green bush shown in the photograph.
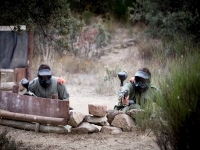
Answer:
[153,51,200,150]
[128,0,200,42]
[82,10,94,25]
[95,65,121,94]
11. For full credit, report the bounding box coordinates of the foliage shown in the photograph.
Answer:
[67,0,108,14]
[0,0,67,29]
[102,16,115,34]
[94,23,111,57]
[128,0,200,42]
[160,34,199,57]
[128,2,145,23]
[82,10,94,25]
[69,23,111,59]
[156,53,200,150]
[134,34,200,149]
[67,0,134,21]
[0,0,84,53]
[148,34,200,150]
[95,65,121,94]
[107,0,134,21]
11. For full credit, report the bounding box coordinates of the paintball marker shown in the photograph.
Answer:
[118,71,129,99]
[118,71,135,105]
[21,78,36,96]
[117,71,128,87]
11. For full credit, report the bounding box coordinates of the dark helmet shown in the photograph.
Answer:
[37,64,52,88]
[134,68,151,92]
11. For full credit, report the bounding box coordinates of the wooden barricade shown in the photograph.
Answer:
[0,91,70,133]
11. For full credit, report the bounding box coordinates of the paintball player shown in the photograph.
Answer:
[27,64,72,109]
[114,67,158,113]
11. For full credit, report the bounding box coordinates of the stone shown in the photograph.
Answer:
[67,110,86,127]
[101,126,122,134]
[84,115,109,126]
[88,102,107,117]
[71,122,99,134]
[111,114,136,132]
[126,109,145,119]
[106,109,124,124]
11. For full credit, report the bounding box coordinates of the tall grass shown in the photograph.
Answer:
[94,65,121,95]
[140,34,200,150]
[132,33,200,150]
[154,52,200,150]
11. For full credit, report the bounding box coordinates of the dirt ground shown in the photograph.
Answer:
[0,23,161,150]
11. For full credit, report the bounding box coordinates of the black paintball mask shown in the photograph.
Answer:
[134,70,150,93]
[38,69,52,89]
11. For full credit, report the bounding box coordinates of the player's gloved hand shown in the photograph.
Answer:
[58,77,66,84]
[122,95,129,105]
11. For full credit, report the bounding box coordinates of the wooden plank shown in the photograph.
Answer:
[0,82,15,90]
[0,91,70,122]
[0,69,14,73]
[14,68,27,91]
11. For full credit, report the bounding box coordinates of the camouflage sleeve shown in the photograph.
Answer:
[117,81,133,106]
[28,78,38,94]
[57,83,69,100]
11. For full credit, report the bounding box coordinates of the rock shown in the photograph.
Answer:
[64,125,72,132]
[111,114,136,132]
[88,102,107,117]
[71,122,99,134]
[84,115,109,126]
[106,109,124,124]
[92,124,102,131]
[67,110,86,127]
[126,109,145,119]
[101,126,122,134]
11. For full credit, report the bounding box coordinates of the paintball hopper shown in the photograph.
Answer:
[118,71,128,87]
[21,78,29,91]
[21,78,36,96]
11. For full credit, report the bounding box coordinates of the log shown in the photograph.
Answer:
[0,119,68,134]
[0,109,67,126]
[0,69,14,73]
[0,82,15,91]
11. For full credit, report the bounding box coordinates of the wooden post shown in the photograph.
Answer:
[27,30,34,80]
[12,84,19,93]
[0,70,1,89]
[35,123,40,133]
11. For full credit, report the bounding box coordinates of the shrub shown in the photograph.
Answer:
[95,65,121,95]
[152,51,200,150]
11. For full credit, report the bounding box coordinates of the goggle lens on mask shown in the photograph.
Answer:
[134,77,148,88]
[38,75,51,81]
